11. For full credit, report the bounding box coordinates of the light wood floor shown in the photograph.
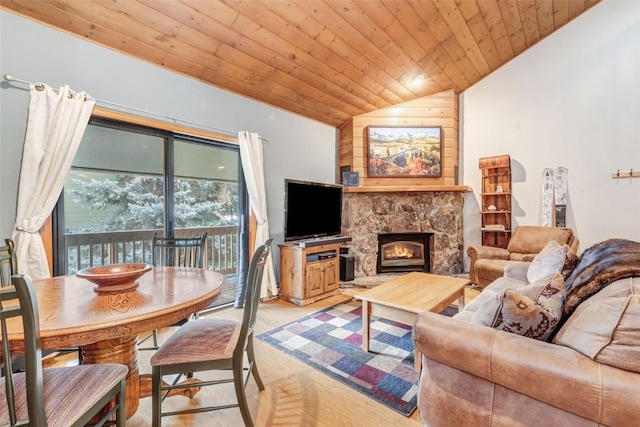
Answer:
[55,285,479,426]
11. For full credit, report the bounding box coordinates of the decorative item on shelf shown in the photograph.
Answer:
[481,224,506,231]
[76,262,152,293]
[342,171,360,187]
[367,125,442,177]
[496,185,503,193]
[487,205,497,211]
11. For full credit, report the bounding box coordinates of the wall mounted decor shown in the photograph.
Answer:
[367,126,442,177]
[342,171,360,187]
[339,165,351,184]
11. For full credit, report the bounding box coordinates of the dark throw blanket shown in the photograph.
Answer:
[563,238,640,316]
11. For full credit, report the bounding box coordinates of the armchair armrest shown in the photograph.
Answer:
[466,245,510,261]
[414,311,639,425]
[568,234,580,254]
[467,245,511,286]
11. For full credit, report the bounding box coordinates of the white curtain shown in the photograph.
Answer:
[238,131,278,298]
[12,84,95,279]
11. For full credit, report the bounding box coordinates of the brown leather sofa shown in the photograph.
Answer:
[414,309,640,426]
[414,238,640,426]
[468,225,579,287]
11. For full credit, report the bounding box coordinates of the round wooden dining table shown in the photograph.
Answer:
[4,266,226,419]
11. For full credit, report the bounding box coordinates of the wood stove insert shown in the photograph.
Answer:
[376,232,432,274]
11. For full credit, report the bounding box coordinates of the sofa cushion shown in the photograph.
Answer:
[503,261,531,281]
[527,240,567,283]
[455,276,525,322]
[469,273,564,341]
[554,277,640,374]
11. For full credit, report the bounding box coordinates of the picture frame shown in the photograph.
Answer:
[367,126,443,177]
[342,171,360,187]
[339,165,351,184]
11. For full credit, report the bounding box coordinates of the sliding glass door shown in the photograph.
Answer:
[54,118,246,308]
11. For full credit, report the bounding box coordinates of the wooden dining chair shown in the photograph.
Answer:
[0,238,26,376]
[150,239,272,427]
[1,274,128,427]
[150,232,208,269]
[1,238,82,373]
[138,232,208,351]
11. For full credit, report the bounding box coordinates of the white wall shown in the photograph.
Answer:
[0,10,337,277]
[461,0,640,268]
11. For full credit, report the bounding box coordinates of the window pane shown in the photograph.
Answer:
[73,124,163,175]
[64,170,165,232]
[174,140,240,280]
[63,124,165,272]
[174,140,239,228]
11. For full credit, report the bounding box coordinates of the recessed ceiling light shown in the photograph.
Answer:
[410,74,426,86]
[217,166,225,170]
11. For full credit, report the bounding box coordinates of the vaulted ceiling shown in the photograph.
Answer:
[1,0,600,127]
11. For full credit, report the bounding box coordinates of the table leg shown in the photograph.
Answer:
[139,374,202,399]
[81,336,139,419]
[457,293,465,312]
[361,300,371,352]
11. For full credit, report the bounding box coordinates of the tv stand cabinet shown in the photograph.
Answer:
[279,241,342,306]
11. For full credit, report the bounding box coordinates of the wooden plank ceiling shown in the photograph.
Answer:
[1,0,600,127]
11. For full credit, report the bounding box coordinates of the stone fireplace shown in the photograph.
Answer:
[377,232,432,274]
[342,191,464,278]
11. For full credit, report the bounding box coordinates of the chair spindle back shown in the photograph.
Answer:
[151,232,208,268]
[0,239,17,288]
[236,239,272,357]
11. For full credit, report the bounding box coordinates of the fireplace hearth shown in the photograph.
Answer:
[377,232,433,274]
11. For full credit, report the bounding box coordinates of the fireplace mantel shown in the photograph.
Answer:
[343,185,472,193]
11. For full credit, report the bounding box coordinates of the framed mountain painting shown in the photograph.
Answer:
[367,126,442,177]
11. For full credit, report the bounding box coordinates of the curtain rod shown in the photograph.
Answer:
[3,74,269,142]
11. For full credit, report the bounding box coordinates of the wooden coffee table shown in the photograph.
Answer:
[354,272,470,370]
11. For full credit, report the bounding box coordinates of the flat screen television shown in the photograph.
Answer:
[284,179,343,242]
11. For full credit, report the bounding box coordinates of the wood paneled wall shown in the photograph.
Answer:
[338,90,459,187]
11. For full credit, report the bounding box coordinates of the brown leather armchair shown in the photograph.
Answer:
[467,226,579,287]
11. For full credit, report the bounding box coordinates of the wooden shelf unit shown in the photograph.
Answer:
[479,155,512,249]
[279,241,342,306]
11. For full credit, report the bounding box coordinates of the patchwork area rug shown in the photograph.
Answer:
[257,299,420,416]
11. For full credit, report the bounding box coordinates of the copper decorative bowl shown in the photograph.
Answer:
[76,263,152,293]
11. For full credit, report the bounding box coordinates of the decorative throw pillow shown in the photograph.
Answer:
[471,273,565,341]
[527,240,567,284]
[554,277,640,373]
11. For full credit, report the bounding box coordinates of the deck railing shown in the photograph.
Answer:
[64,226,238,275]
